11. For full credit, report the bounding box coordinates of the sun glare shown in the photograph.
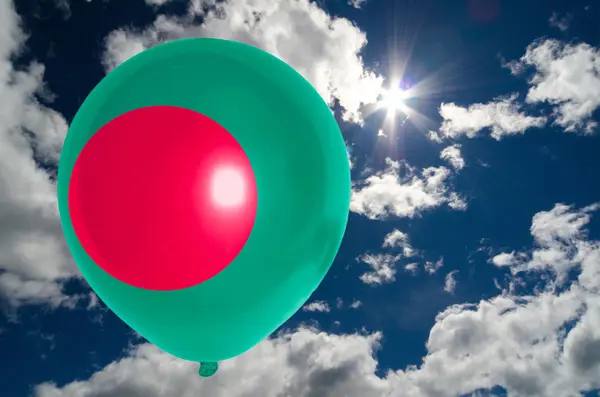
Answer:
[379,87,408,115]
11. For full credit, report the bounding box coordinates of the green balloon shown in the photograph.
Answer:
[57,38,350,365]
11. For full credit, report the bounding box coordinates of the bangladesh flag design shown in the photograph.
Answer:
[57,38,350,372]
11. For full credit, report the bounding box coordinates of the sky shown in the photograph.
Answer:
[1,0,600,396]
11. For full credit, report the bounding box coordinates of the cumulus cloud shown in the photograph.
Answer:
[31,200,600,396]
[492,202,600,287]
[350,158,465,220]
[508,39,600,133]
[335,298,362,310]
[33,208,600,397]
[348,0,368,9]
[424,258,444,275]
[443,270,458,293]
[426,130,443,143]
[492,251,525,267]
[447,192,467,211]
[382,229,416,257]
[0,0,82,308]
[349,300,362,309]
[423,289,600,397]
[102,0,383,124]
[452,202,600,396]
[372,231,449,279]
[439,144,465,170]
[303,301,331,313]
[404,263,419,275]
[34,328,389,397]
[359,254,399,285]
[439,94,546,140]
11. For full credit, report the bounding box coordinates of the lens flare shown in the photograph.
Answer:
[380,87,408,115]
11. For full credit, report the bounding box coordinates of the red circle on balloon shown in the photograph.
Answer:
[68,106,258,290]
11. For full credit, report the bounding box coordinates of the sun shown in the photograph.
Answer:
[379,86,408,116]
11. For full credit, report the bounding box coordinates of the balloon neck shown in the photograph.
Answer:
[198,361,219,377]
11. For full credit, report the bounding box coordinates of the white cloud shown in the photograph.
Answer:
[549,12,572,32]
[102,0,384,124]
[440,144,465,170]
[439,94,547,140]
[422,288,600,397]
[530,203,599,246]
[382,229,416,257]
[382,229,408,248]
[492,203,600,287]
[350,158,464,220]
[145,0,174,5]
[404,263,419,275]
[491,251,523,267]
[0,0,82,308]
[349,300,362,309]
[426,130,443,143]
[443,270,458,293]
[376,232,450,279]
[303,301,331,313]
[447,192,468,211]
[335,298,362,310]
[424,258,444,275]
[509,39,600,133]
[31,200,600,397]
[34,279,600,397]
[34,328,389,397]
[348,0,368,9]
[437,202,600,396]
[359,254,399,285]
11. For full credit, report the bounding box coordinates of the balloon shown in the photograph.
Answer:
[57,38,350,375]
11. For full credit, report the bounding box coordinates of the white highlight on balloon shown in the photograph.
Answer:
[211,167,246,208]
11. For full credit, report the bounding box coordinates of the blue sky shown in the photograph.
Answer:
[1,0,600,396]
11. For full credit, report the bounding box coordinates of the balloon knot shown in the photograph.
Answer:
[199,361,218,377]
